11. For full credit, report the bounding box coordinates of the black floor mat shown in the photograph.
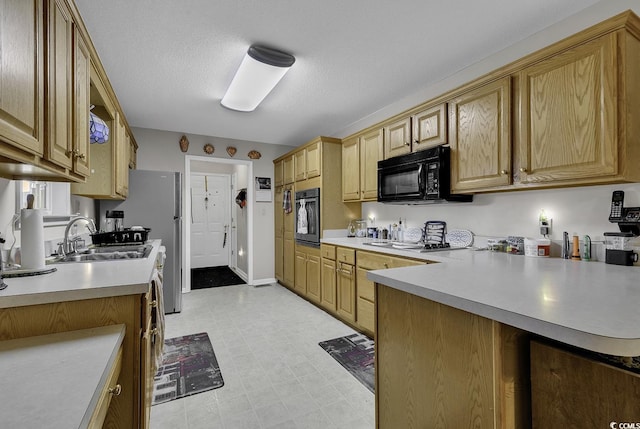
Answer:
[191,266,245,289]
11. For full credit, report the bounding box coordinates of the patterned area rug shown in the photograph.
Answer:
[152,332,224,405]
[191,266,245,289]
[319,333,375,393]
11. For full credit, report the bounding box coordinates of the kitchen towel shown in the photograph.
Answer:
[151,270,165,374]
[20,209,45,269]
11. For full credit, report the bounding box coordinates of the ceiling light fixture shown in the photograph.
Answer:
[221,44,296,112]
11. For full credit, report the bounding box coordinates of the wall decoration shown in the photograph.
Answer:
[248,150,261,159]
[255,177,271,202]
[203,143,214,154]
[179,135,189,152]
[235,188,247,208]
[226,146,237,157]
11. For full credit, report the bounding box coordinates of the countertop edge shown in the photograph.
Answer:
[368,270,640,357]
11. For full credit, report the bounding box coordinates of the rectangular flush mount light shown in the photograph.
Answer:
[221,45,296,112]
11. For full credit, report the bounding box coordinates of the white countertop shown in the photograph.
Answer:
[0,239,161,309]
[0,324,125,429]
[322,237,640,356]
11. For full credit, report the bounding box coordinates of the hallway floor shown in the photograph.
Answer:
[150,283,375,429]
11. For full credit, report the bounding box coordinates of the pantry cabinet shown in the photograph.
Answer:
[449,76,512,192]
[274,187,284,282]
[517,33,618,185]
[342,128,384,201]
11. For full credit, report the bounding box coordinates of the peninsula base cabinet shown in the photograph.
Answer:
[531,340,640,428]
[375,284,530,429]
[0,289,155,429]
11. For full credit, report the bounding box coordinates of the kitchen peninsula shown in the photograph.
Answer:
[0,240,162,429]
[364,245,640,428]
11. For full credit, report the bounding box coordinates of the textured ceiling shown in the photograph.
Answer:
[74,0,603,147]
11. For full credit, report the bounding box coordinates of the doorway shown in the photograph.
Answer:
[190,173,230,269]
[184,155,253,292]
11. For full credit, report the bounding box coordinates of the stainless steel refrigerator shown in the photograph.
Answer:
[97,169,182,313]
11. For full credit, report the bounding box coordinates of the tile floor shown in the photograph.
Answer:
[150,282,375,429]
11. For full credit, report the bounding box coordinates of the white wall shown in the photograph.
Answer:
[131,127,293,282]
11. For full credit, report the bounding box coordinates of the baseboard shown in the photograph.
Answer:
[231,266,248,282]
[251,277,277,287]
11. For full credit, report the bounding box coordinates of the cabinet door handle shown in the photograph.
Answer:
[404,141,410,146]
[150,300,157,308]
[500,170,508,175]
[414,139,419,144]
[384,263,389,268]
[109,384,122,396]
[519,167,527,172]
[76,152,86,160]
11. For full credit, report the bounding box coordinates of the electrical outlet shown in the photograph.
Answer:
[539,217,551,236]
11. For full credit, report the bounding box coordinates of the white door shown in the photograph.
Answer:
[190,174,230,268]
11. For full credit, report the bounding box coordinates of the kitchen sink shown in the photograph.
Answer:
[48,244,153,264]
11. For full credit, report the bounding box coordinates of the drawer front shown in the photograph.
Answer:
[321,244,336,260]
[357,297,375,333]
[357,250,391,270]
[389,255,424,268]
[88,345,123,428]
[336,247,355,265]
[356,267,375,301]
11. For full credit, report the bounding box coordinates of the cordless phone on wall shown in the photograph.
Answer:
[609,190,625,222]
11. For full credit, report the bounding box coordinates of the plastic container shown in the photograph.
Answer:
[524,238,551,257]
[604,232,635,251]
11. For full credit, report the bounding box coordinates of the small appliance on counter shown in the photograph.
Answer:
[606,190,640,266]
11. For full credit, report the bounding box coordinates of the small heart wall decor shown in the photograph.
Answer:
[226,146,237,157]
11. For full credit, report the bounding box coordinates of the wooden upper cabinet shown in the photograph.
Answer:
[294,149,306,181]
[360,128,383,200]
[73,26,91,178]
[384,117,411,159]
[518,33,617,184]
[341,136,360,201]
[274,160,284,187]
[449,77,512,192]
[306,140,321,179]
[412,103,447,151]
[46,0,74,171]
[283,155,294,184]
[0,0,45,155]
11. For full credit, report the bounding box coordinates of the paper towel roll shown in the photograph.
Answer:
[21,209,45,269]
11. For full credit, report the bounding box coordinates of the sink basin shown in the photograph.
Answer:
[48,244,152,264]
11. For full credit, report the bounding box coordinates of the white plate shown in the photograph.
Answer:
[404,227,423,243]
[446,229,474,248]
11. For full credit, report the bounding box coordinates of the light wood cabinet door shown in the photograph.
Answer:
[321,258,337,312]
[360,128,384,200]
[46,0,74,170]
[0,0,45,155]
[342,137,360,201]
[283,155,294,184]
[531,340,640,428]
[384,117,411,159]
[306,253,321,303]
[336,262,356,323]
[294,149,306,182]
[274,187,284,282]
[294,250,307,295]
[518,34,617,184]
[412,103,447,151]
[449,77,512,192]
[73,26,90,177]
[283,202,295,288]
[274,160,284,187]
[305,141,321,179]
[113,113,130,198]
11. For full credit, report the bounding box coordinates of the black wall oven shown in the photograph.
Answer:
[377,146,472,204]
[295,188,320,247]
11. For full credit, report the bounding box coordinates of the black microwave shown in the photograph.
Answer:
[377,146,472,204]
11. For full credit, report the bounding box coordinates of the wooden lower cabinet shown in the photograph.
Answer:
[376,284,530,429]
[531,340,640,428]
[356,250,424,335]
[0,290,152,428]
[294,245,321,303]
[320,244,337,312]
[336,260,356,323]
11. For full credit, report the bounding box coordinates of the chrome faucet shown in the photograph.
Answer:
[60,216,97,256]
